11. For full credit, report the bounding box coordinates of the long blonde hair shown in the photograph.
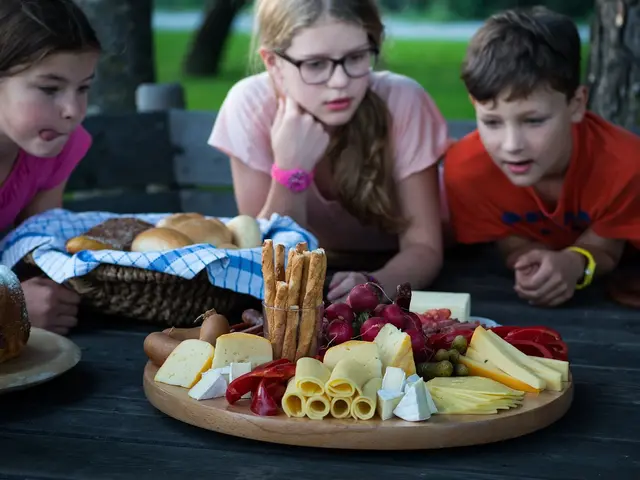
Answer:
[251,0,405,234]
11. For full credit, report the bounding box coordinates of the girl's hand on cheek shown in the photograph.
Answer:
[270,95,329,172]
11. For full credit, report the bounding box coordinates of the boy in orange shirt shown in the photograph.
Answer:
[443,6,640,307]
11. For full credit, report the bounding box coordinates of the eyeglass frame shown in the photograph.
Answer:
[273,45,380,85]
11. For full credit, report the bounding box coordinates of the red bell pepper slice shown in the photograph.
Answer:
[507,339,554,358]
[545,340,569,361]
[226,360,296,405]
[487,326,522,338]
[426,329,475,351]
[250,378,284,416]
[505,327,563,342]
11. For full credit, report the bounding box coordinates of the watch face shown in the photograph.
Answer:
[287,171,311,192]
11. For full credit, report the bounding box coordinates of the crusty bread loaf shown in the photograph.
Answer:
[66,218,155,254]
[156,212,204,230]
[131,227,194,252]
[225,215,262,249]
[0,265,30,364]
[176,218,233,247]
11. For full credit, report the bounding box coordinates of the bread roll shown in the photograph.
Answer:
[176,218,233,247]
[156,212,204,229]
[66,217,154,253]
[0,265,30,363]
[225,215,262,249]
[131,227,194,252]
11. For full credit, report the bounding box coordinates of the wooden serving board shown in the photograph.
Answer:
[0,328,82,394]
[143,361,574,450]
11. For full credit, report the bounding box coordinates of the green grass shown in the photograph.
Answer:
[155,31,590,120]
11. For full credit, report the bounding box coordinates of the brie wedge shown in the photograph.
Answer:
[188,371,228,400]
[393,379,432,422]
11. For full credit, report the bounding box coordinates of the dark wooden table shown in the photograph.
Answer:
[2,245,639,479]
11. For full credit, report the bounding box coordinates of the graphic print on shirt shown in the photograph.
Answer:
[501,209,591,236]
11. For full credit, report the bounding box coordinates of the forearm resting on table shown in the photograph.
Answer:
[257,180,308,227]
[569,230,624,277]
[499,236,548,270]
[371,244,443,299]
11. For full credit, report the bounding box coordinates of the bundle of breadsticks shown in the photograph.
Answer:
[261,240,327,362]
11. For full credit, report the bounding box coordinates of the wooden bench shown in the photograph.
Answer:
[65,110,478,217]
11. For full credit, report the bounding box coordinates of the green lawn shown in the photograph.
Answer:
[155,31,589,120]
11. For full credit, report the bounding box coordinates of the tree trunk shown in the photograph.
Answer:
[587,0,640,129]
[76,0,156,114]
[183,0,247,77]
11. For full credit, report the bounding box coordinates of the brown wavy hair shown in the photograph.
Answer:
[0,0,101,77]
[252,0,404,234]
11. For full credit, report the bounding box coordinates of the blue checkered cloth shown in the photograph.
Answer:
[0,209,318,300]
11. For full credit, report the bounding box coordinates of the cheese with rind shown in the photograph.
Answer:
[212,332,273,369]
[154,339,214,388]
[374,324,415,376]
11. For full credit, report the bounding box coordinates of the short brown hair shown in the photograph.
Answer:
[0,0,101,77]
[461,6,581,103]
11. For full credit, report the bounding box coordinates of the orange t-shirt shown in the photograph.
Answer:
[443,112,640,250]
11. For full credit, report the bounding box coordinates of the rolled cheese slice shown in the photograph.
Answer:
[330,396,352,419]
[282,378,306,418]
[325,358,370,398]
[351,377,382,420]
[295,357,331,396]
[305,394,331,420]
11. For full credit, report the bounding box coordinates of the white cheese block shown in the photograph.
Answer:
[376,390,405,421]
[381,367,406,393]
[188,371,228,400]
[229,362,252,399]
[410,291,471,322]
[393,379,432,422]
[202,366,230,382]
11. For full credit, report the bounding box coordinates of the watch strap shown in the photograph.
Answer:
[566,246,596,290]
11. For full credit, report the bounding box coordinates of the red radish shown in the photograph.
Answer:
[373,304,387,316]
[326,320,354,346]
[360,316,387,342]
[405,328,429,362]
[347,284,380,313]
[381,303,405,330]
[325,302,355,323]
[403,312,422,331]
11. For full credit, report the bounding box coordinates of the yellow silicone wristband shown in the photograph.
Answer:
[566,246,596,290]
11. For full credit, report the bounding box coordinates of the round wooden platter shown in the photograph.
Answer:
[143,361,574,450]
[0,327,82,395]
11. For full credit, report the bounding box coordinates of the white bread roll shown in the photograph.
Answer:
[156,212,204,229]
[225,215,262,249]
[175,218,233,247]
[131,227,194,252]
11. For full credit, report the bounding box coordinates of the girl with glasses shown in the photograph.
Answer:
[209,0,448,302]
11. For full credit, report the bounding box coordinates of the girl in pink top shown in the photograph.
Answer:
[210,0,448,302]
[0,0,101,335]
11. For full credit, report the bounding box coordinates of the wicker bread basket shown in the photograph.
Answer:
[23,252,261,327]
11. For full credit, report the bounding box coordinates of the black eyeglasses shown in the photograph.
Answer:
[274,47,379,85]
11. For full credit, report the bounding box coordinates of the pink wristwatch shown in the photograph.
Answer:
[271,163,314,193]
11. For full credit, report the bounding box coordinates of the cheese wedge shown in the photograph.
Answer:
[374,323,415,376]
[323,340,382,379]
[188,370,227,400]
[486,330,563,391]
[305,394,331,420]
[393,378,432,422]
[469,326,546,390]
[530,356,570,382]
[154,339,214,388]
[295,357,331,396]
[410,291,471,322]
[351,377,382,420]
[458,354,542,393]
[325,358,371,397]
[330,396,353,419]
[376,390,404,420]
[282,378,306,418]
[212,332,273,369]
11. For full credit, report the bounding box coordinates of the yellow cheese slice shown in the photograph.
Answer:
[325,358,370,397]
[532,356,570,382]
[295,357,331,396]
[351,377,382,420]
[305,394,331,420]
[154,339,214,388]
[428,376,525,396]
[282,378,306,418]
[212,332,273,369]
[469,326,546,390]
[323,340,382,379]
[485,330,563,391]
[374,323,414,375]
[458,354,542,393]
[330,396,352,419]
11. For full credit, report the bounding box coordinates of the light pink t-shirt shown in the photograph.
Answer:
[209,71,448,251]
[0,126,92,232]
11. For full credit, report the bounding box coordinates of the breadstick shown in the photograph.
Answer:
[295,242,308,254]
[298,251,311,307]
[295,249,326,360]
[261,240,276,338]
[285,248,295,283]
[308,252,328,356]
[282,253,305,361]
[271,281,289,358]
[275,243,285,282]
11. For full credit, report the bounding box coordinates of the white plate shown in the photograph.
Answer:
[469,316,501,328]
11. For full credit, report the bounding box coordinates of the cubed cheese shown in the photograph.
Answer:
[410,291,471,322]
[376,390,404,421]
[381,367,406,393]
[229,362,253,399]
[212,332,273,369]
